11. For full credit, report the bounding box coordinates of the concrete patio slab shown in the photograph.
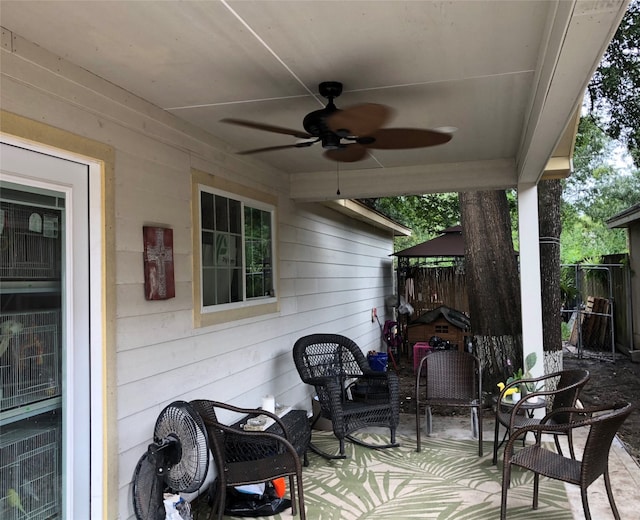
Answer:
[404,412,640,519]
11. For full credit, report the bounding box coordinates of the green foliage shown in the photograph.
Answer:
[587,0,640,167]
[560,212,628,263]
[561,116,640,263]
[572,115,614,175]
[561,321,572,341]
[505,352,538,391]
[560,265,578,304]
[361,194,460,250]
[561,2,640,262]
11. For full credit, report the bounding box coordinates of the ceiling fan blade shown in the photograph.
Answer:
[327,103,393,137]
[323,144,368,163]
[221,118,312,139]
[238,141,317,155]
[365,128,452,149]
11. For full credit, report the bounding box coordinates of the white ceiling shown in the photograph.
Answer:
[0,1,629,199]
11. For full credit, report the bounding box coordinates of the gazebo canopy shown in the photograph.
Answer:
[393,226,464,258]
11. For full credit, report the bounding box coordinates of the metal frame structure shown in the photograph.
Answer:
[561,263,626,363]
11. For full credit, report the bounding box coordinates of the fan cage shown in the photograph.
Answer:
[132,451,164,520]
[154,401,209,493]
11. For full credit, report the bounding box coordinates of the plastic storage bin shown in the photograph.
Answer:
[367,352,388,372]
[413,342,433,372]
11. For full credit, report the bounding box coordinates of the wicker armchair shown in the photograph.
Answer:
[493,368,590,465]
[500,401,635,520]
[190,400,306,520]
[293,333,400,458]
[415,350,483,456]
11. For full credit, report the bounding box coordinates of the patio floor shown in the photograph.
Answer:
[193,411,640,519]
[407,412,640,520]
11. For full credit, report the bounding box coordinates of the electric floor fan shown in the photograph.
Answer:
[131,401,209,520]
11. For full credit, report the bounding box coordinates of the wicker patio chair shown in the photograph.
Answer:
[493,368,590,465]
[415,350,484,456]
[190,399,306,520]
[500,401,635,520]
[292,333,400,459]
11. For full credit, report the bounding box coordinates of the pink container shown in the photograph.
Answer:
[413,342,433,372]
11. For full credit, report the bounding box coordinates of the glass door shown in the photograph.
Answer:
[0,142,91,519]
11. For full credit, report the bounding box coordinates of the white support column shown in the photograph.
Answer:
[517,184,544,378]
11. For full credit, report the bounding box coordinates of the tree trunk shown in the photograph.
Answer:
[538,179,563,354]
[473,335,522,390]
[460,190,523,387]
[538,179,563,375]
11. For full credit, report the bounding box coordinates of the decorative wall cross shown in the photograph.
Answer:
[143,226,175,300]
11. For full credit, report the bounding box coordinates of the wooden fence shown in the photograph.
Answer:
[400,266,469,318]
[399,256,632,355]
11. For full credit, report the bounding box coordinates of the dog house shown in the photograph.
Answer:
[407,305,470,351]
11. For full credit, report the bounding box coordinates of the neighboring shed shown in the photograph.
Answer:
[607,203,640,361]
[406,305,470,351]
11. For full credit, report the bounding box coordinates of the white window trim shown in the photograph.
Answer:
[192,169,279,327]
[199,184,277,313]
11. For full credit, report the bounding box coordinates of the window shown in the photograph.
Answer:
[195,173,277,325]
[200,191,243,306]
[244,206,274,299]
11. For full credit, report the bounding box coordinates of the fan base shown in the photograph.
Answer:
[319,81,343,99]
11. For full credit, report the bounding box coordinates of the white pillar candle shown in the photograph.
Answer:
[262,394,275,414]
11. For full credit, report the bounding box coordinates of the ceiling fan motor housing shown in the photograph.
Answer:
[303,108,335,136]
[303,81,345,147]
[303,107,344,149]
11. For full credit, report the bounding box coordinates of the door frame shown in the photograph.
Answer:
[1,133,105,518]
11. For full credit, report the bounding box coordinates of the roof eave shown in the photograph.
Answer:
[607,203,640,229]
[324,199,412,237]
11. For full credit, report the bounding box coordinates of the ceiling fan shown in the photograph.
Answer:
[221,81,453,163]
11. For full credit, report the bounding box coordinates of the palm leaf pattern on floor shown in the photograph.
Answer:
[256,432,571,520]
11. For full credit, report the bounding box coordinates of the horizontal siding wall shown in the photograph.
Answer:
[1,31,396,519]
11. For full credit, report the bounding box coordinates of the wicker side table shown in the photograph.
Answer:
[229,409,311,466]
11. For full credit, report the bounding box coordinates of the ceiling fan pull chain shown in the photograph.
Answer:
[336,162,341,196]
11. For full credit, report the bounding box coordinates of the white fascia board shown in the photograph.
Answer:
[517,0,630,185]
[290,158,517,201]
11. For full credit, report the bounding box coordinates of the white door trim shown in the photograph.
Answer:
[1,134,105,518]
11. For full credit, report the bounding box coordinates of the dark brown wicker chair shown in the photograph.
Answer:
[415,350,483,456]
[292,333,400,458]
[493,368,590,465]
[500,401,635,520]
[190,400,306,520]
